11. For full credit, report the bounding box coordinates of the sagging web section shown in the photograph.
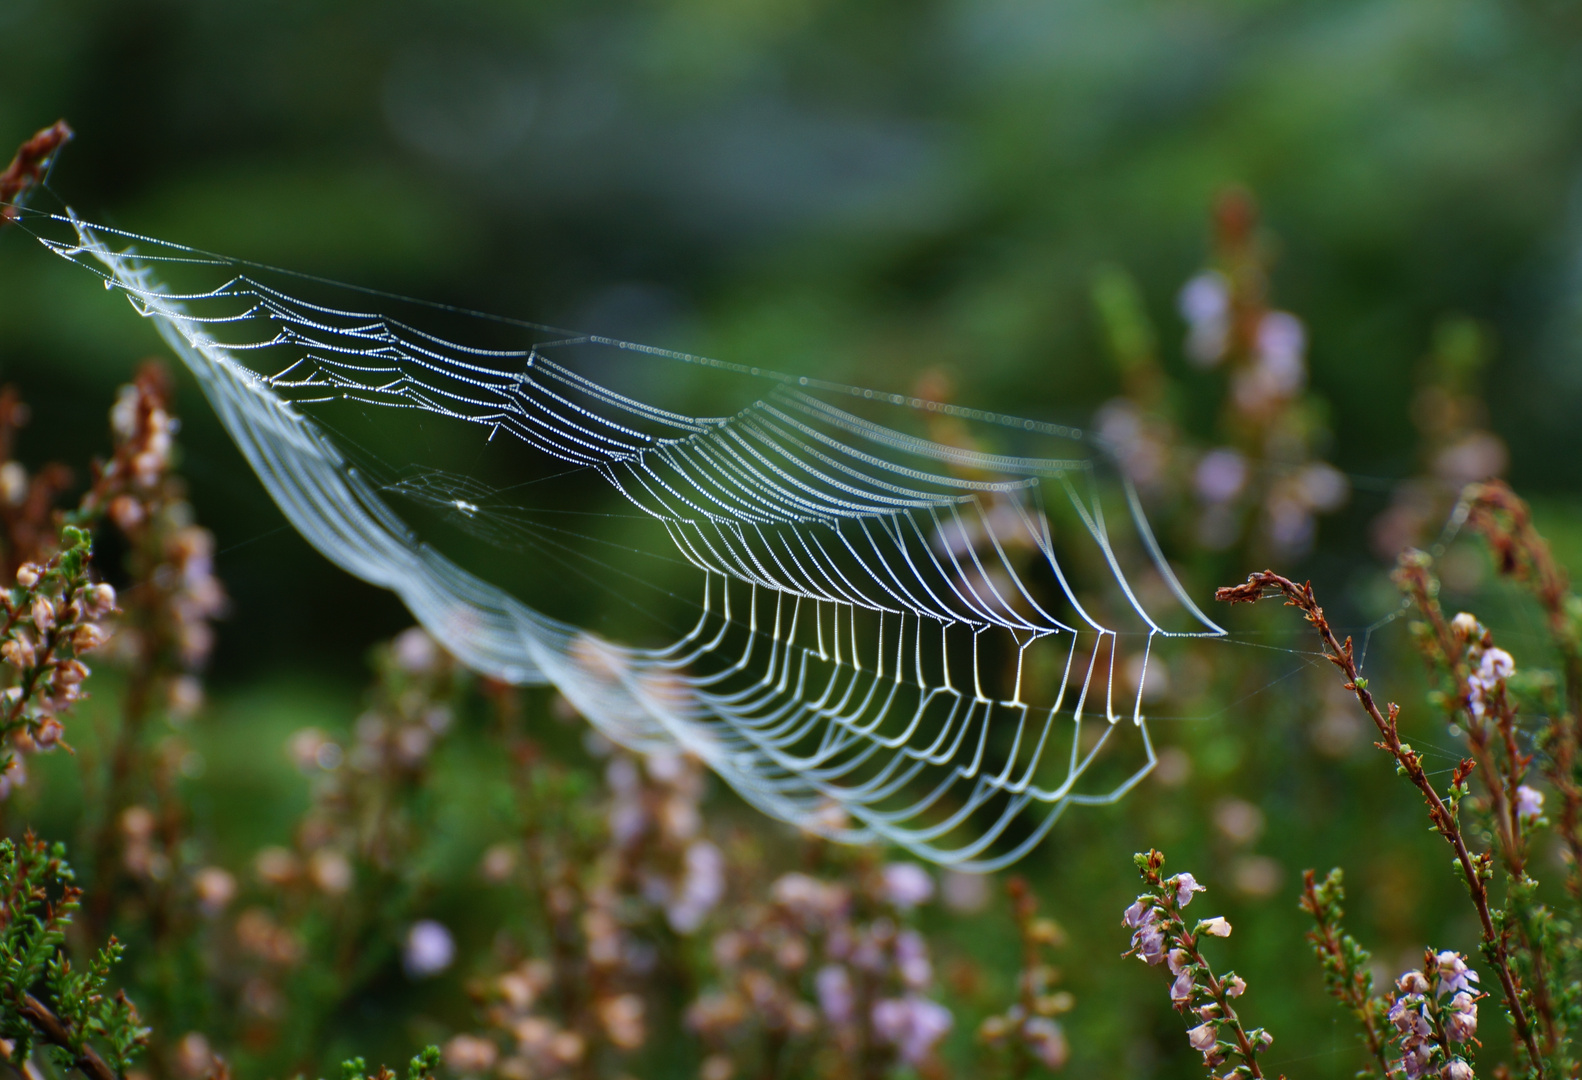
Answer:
[34,212,1226,870]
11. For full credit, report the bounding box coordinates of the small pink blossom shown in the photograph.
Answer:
[1517,784,1544,822]
[1170,970,1194,1004]
[1435,952,1479,996]
[1224,975,1246,998]
[1173,873,1206,908]
[880,863,935,910]
[871,996,952,1065]
[1123,898,1154,928]
[816,965,854,1026]
[403,920,455,978]
[1186,1021,1217,1051]
[1197,916,1232,938]
[1446,991,1477,1043]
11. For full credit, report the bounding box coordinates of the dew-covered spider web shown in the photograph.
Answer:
[24,210,1232,870]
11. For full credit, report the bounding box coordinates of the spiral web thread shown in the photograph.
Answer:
[31,212,1226,870]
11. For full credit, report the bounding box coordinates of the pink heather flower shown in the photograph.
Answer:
[1195,448,1248,503]
[1224,975,1247,998]
[1170,969,1194,1005]
[1446,991,1477,1043]
[1444,1059,1474,1080]
[1197,917,1232,938]
[1387,996,1429,1037]
[1123,898,1154,928]
[667,840,725,933]
[1186,1021,1217,1052]
[895,929,933,990]
[403,920,456,978]
[1021,1017,1068,1070]
[1174,873,1206,908]
[1132,922,1166,964]
[1397,970,1429,995]
[1179,273,1230,366]
[1435,952,1479,996]
[871,996,952,1065]
[1517,784,1544,822]
[816,964,855,1026]
[1401,1042,1435,1080]
[1167,948,1191,976]
[880,863,935,910]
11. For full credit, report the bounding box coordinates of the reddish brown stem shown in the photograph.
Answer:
[0,122,72,224]
[1217,571,1547,1078]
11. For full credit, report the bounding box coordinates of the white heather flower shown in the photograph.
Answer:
[443,1034,498,1075]
[1478,648,1514,681]
[193,866,237,917]
[1174,873,1206,908]
[403,919,456,978]
[1197,916,1232,938]
[1186,1021,1217,1051]
[881,862,934,910]
[816,964,855,1025]
[1517,784,1544,822]
[1435,951,1479,996]
[391,627,439,673]
[1450,612,1479,641]
[14,562,39,588]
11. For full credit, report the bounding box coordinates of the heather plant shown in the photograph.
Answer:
[6,115,1582,1080]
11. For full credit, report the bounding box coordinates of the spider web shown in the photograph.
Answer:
[28,211,1227,870]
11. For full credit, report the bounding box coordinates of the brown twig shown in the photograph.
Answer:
[0,121,72,225]
[17,991,119,1080]
[1217,570,1548,1078]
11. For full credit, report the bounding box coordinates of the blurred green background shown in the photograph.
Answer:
[4,0,1582,1076]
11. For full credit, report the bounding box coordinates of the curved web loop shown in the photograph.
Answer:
[33,213,1224,870]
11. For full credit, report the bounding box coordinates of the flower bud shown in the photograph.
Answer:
[72,623,109,654]
[1450,612,1479,641]
[15,563,40,588]
[33,718,64,749]
[2,636,36,669]
[83,583,117,617]
[53,659,89,687]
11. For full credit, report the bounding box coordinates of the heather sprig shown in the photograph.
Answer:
[0,833,148,1080]
[977,876,1073,1075]
[1298,868,1391,1078]
[1124,850,1272,1078]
